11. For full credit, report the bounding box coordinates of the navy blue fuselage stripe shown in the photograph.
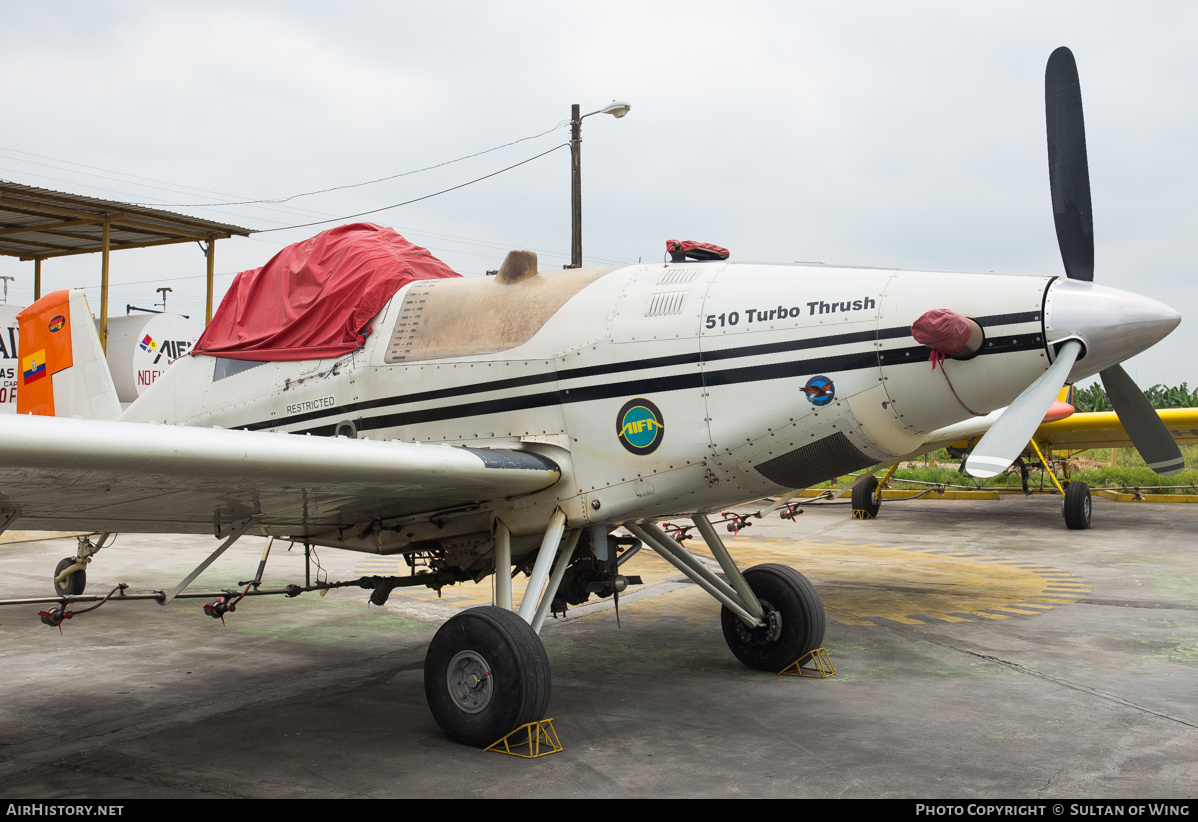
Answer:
[280,333,1040,436]
[244,312,1043,433]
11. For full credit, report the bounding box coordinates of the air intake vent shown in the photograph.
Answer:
[645,291,687,317]
[656,269,700,285]
[754,432,875,488]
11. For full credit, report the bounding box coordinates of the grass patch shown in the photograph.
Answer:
[811,444,1198,493]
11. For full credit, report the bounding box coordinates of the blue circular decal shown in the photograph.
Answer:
[616,398,665,455]
[803,375,835,406]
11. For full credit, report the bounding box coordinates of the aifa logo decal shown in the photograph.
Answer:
[616,398,665,455]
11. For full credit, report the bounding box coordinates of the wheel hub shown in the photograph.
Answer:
[446,650,493,714]
[734,599,783,645]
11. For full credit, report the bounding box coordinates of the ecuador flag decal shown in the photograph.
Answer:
[22,349,47,385]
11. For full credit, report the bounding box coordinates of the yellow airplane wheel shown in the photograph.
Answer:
[852,475,881,519]
[1063,481,1092,530]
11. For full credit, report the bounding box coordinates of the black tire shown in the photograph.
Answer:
[851,475,881,519]
[53,557,85,597]
[1063,480,1092,530]
[424,606,551,747]
[721,563,826,672]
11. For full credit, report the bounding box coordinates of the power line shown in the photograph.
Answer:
[0,118,569,218]
[128,121,568,208]
[0,152,331,222]
[257,143,569,233]
[0,130,632,267]
[0,149,339,222]
[0,167,319,229]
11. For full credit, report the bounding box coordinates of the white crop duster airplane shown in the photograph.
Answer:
[0,48,1184,747]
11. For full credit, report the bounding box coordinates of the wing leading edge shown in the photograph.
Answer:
[1035,408,1198,451]
[0,415,561,535]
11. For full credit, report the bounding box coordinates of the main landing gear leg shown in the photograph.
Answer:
[627,518,825,672]
[424,510,576,747]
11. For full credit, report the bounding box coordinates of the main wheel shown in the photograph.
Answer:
[1063,480,1092,530]
[721,564,826,672]
[424,606,551,747]
[851,475,881,519]
[53,558,86,597]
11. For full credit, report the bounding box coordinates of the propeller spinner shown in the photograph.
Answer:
[966,48,1184,478]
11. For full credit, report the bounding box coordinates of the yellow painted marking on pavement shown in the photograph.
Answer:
[0,531,84,545]
[886,615,929,625]
[649,536,1090,627]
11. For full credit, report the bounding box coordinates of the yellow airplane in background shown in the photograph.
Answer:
[1035,406,1198,453]
[844,388,1197,530]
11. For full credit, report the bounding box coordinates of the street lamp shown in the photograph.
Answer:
[570,100,630,269]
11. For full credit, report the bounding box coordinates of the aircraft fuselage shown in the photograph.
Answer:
[123,261,1067,547]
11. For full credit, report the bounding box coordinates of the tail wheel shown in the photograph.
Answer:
[721,564,825,672]
[424,606,551,747]
[851,475,881,519]
[1063,480,1092,530]
[53,557,86,597]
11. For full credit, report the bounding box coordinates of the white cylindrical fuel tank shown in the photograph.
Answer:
[0,304,22,414]
[103,313,198,403]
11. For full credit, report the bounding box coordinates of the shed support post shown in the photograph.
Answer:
[205,238,216,325]
[99,219,110,354]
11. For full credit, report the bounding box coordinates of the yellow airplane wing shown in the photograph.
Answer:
[1034,407,1198,451]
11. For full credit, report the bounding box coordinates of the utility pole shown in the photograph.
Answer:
[568,101,630,269]
[570,104,582,269]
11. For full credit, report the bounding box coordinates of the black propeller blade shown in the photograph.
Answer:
[1046,47,1183,475]
[969,49,1183,481]
[1046,46,1094,282]
[1100,364,1185,475]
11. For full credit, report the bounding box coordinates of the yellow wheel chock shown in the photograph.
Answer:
[779,647,835,678]
[484,718,563,758]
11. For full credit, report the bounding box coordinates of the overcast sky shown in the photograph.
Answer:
[1,1,1194,387]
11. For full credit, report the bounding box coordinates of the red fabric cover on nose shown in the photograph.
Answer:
[911,308,972,354]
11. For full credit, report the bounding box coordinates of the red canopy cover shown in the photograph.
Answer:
[193,223,461,361]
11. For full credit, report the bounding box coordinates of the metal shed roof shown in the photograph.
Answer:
[0,181,251,260]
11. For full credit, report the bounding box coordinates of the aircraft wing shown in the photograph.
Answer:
[0,415,561,535]
[1034,408,1198,451]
